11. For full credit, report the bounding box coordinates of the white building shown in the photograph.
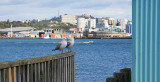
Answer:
[61,15,77,25]
[77,18,88,32]
[120,19,128,30]
[97,20,109,28]
[88,19,96,28]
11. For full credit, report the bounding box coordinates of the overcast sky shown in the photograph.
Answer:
[0,0,132,21]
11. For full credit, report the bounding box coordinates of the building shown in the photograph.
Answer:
[108,18,115,25]
[88,19,96,28]
[44,28,64,34]
[77,18,88,32]
[120,19,128,30]
[0,27,35,37]
[97,20,109,28]
[61,15,77,25]
[126,24,132,34]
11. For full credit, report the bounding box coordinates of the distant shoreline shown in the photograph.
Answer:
[0,37,132,39]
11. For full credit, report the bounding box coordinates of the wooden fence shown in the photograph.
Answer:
[0,52,76,82]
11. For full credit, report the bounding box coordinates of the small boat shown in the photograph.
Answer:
[83,41,94,43]
[88,41,93,43]
[43,35,51,39]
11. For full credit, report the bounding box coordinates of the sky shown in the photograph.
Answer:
[0,0,132,21]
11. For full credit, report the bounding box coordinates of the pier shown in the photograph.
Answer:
[0,52,76,82]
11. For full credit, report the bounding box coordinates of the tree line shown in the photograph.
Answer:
[0,19,76,31]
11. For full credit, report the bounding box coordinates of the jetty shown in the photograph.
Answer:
[0,52,76,82]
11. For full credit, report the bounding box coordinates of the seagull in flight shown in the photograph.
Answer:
[66,37,74,52]
[52,38,67,54]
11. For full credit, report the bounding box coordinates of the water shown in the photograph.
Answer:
[0,39,132,82]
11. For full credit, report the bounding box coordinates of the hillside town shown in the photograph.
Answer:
[0,14,132,39]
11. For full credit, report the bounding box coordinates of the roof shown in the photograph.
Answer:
[0,27,35,32]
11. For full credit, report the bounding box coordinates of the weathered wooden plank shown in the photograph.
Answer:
[114,72,127,82]
[38,63,41,82]
[53,59,57,82]
[57,59,60,82]
[106,78,120,82]
[64,57,66,82]
[11,67,16,82]
[44,62,47,82]
[69,56,72,82]
[34,63,37,82]
[71,56,73,82]
[30,64,33,82]
[17,66,21,82]
[3,69,6,82]
[23,65,26,82]
[47,60,51,82]
[7,68,11,82]
[120,68,131,82]
[27,64,29,82]
[73,55,75,82]
[0,69,1,82]
[51,60,54,82]
[61,58,64,82]
[60,58,62,82]
[40,62,44,82]
[0,52,76,69]
[67,57,69,82]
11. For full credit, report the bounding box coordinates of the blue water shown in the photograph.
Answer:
[0,39,132,82]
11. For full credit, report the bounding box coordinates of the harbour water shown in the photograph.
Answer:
[0,39,132,82]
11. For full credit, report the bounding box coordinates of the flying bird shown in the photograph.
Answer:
[52,38,67,54]
[66,37,74,52]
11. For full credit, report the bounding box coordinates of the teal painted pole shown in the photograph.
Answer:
[132,0,160,82]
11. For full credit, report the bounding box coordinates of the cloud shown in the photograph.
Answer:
[0,0,132,21]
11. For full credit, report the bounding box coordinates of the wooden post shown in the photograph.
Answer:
[30,64,33,82]
[23,65,26,82]
[7,68,11,82]
[17,66,21,82]
[106,78,120,82]
[27,64,30,82]
[40,62,44,82]
[54,59,57,82]
[61,58,64,82]
[11,67,16,82]
[57,59,60,82]
[67,57,69,82]
[38,63,41,82]
[3,69,6,82]
[69,56,71,82]
[51,60,54,82]
[44,62,47,82]
[0,69,1,82]
[114,73,127,82]
[73,55,75,82]
[120,68,131,82]
[64,57,66,82]
[71,56,74,82]
[34,63,37,82]
[47,61,50,82]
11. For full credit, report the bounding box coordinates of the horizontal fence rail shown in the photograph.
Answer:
[0,52,76,82]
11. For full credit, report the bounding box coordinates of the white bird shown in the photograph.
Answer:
[66,38,74,52]
[52,38,67,54]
